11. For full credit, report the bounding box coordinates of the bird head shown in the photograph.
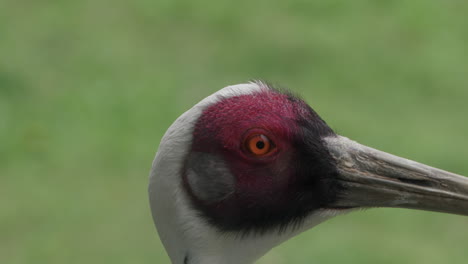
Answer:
[149,82,468,264]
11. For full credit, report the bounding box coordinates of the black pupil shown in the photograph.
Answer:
[256,141,265,149]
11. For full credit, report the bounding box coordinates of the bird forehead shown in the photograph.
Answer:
[194,90,310,141]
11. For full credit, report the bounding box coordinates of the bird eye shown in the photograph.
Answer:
[245,134,274,156]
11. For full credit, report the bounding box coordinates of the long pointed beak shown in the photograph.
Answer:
[324,136,468,215]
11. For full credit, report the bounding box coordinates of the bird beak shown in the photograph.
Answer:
[324,136,468,215]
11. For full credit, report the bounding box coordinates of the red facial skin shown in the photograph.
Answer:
[186,87,338,232]
[193,91,303,195]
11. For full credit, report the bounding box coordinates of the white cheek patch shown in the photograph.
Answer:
[185,152,236,203]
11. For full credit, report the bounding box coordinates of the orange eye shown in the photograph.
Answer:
[245,134,273,156]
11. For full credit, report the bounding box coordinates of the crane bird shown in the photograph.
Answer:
[149,82,468,264]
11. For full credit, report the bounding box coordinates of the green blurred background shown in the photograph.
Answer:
[1,0,468,263]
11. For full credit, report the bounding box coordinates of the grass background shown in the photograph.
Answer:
[1,0,468,263]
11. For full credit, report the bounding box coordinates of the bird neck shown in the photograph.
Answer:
[171,210,339,264]
[181,235,286,264]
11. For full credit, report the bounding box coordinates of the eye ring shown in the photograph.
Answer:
[244,133,275,156]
